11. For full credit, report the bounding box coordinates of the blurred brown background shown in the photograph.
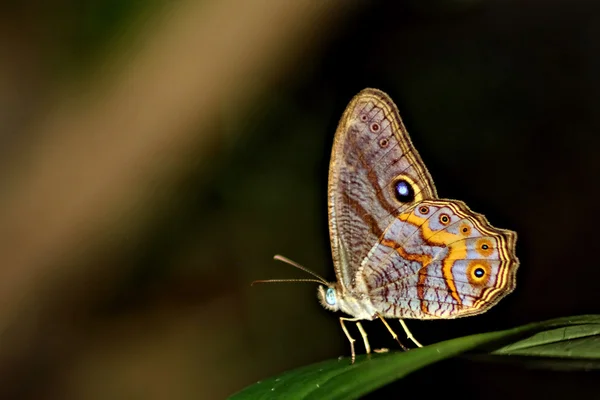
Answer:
[0,0,598,399]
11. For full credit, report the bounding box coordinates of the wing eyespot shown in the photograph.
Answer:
[393,179,415,203]
[439,213,450,225]
[475,238,494,257]
[459,223,472,236]
[467,260,491,286]
[379,137,389,148]
[370,122,380,133]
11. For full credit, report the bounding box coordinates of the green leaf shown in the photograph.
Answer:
[492,319,600,358]
[464,315,600,371]
[230,315,600,400]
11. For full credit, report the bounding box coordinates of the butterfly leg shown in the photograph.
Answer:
[399,319,423,348]
[377,315,409,351]
[339,317,360,363]
[355,321,371,355]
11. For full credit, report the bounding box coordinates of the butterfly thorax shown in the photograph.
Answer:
[317,283,379,320]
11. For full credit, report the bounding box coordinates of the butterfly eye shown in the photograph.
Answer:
[439,214,450,225]
[325,288,337,306]
[419,206,430,215]
[379,137,389,148]
[370,122,380,133]
[394,179,415,202]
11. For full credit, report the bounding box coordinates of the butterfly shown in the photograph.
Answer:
[254,88,519,362]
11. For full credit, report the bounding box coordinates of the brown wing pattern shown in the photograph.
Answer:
[328,88,437,291]
[361,200,519,319]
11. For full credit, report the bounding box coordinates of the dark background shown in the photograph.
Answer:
[0,0,598,398]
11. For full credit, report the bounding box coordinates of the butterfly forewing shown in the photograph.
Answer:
[328,88,437,290]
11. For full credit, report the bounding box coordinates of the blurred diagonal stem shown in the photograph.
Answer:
[0,0,354,382]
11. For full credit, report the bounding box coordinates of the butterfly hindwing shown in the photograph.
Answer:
[362,200,518,319]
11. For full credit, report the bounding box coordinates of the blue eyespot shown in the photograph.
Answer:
[474,268,485,278]
[394,179,415,202]
[325,288,336,306]
[397,182,409,196]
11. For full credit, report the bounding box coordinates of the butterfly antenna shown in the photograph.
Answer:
[273,255,329,283]
[251,278,326,286]
[251,255,328,286]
